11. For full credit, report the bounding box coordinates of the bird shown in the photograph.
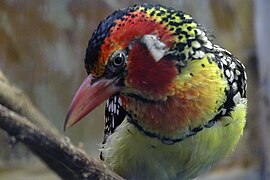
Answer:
[64,3,247,180]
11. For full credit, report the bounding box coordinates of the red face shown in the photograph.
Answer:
[64,9,178,129]
[98,10,178,99]
[125,42,178,99]
[93,9,175,76]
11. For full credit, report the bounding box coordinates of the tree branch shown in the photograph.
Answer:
[0,71,123,180]
[0,71,59,134]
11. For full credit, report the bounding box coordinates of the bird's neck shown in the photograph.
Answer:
[122,55,228,138]
[122,94,206,138]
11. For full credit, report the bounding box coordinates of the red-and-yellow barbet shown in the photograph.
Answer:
[64,3,247,179]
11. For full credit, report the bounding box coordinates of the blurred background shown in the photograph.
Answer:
[0,0,269,179]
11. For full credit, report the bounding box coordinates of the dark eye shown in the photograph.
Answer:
[110,51,126,68]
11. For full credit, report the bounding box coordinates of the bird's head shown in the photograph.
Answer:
[64,4,220,134]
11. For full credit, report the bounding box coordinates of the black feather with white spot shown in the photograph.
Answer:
[100,95,126,160]
[103,95,126,143]
[211,45,247,117]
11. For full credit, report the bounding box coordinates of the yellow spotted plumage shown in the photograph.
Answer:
[65,3,247,180]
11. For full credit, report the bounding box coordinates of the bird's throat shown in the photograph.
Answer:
[122,95,201,138]
[122,56,228,138]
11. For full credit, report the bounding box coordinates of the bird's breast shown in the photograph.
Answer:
[101,102,246,179]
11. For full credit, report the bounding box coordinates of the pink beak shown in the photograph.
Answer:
[64,74,121,130]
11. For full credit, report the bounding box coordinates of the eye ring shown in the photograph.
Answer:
[110,51,127,68]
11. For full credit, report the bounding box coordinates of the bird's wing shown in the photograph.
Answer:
[103,95,126,144]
